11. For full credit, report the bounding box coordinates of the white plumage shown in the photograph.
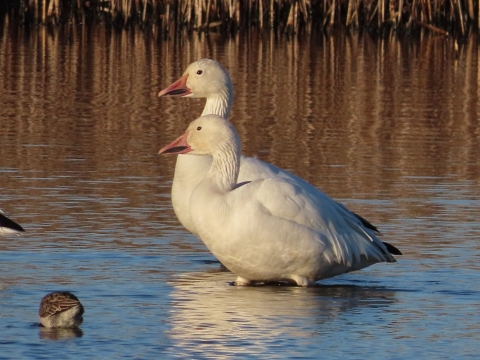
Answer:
[160,115,401,286]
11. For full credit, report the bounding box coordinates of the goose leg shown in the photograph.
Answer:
[291,275,316,287]
[234,276,251,286]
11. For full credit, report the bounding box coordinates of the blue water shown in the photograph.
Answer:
[1,26,479,359]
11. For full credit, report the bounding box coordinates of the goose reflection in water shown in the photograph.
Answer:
[166,270,397,358]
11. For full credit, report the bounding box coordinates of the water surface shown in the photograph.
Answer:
[0,25,479,358]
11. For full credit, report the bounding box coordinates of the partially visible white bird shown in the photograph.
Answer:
[39,292,84,328]
[160,115,401,286]
[0,210,24,236]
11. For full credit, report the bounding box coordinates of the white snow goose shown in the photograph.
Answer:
[159,115,401,286]
[157,59,398,252]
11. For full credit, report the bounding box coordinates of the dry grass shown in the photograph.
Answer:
[2,0,479,35]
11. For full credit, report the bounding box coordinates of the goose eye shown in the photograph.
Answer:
[196,70,203,75]
[197,126,202,131]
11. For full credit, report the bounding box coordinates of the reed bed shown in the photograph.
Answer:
[1,0,479,35]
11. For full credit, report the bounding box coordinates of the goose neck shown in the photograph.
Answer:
[207,141,240,193]
[201,87,233,119]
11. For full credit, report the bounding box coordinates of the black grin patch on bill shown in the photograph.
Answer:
[166,89,188,96]
[163,146,189,154]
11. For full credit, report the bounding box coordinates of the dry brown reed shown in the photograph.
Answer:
[2,0,480,35]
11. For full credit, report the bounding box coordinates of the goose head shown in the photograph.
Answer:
[159,115,240,158]
[158,59,233,119]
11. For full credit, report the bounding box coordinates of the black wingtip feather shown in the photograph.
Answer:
[383,241,402,255]
[352,211,379,233]
[0,213,25,232]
